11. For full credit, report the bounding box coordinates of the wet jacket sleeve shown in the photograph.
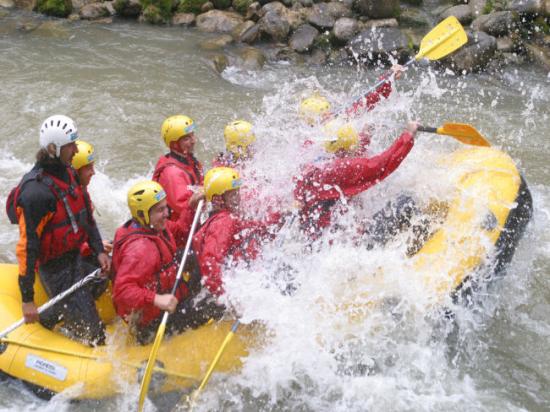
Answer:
[82,190,105,256]
[157,165,195,218]
[193,214,237,296]
[112,238,159,320]
[15,182,56,303]
[345,79,393,118]
[307,130,415,202]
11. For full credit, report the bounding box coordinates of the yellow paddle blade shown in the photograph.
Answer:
[138,318,168,412]
[438,123,491,147]
[416,16,468,61]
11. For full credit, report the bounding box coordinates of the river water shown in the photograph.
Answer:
[0,10,549,412]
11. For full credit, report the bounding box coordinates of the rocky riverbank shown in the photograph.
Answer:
[1,0,549,73]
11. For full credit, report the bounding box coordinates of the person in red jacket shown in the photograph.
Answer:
[8,115,110,345]
[193,167,281,296]
[294,121,419,238]
[112,180,222,344]
[153,115,204,223]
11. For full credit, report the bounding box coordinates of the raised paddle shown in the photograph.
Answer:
[339,16,468,118]
[418,123,491,147]
[137,199,204,412]
[0,268,101,340]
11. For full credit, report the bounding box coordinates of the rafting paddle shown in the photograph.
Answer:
[137,200,204,412]
[0,268,102,340]
[339,16,468,118]
[418,123,491,147]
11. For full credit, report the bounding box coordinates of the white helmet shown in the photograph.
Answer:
[39,115,79,158]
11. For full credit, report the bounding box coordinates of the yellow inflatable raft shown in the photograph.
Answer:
[0,146,532,400]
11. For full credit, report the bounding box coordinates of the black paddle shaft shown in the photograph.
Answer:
[418,126,438,134]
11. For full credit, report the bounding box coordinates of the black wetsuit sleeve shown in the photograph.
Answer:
[16,181,57,302]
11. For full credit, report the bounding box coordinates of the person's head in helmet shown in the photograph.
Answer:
[161,115,197,156]
[38,114,79,166]
[71,140,96,187]
[127,180,169,231]
[323,120,359,158]
[204,167,242,213]
[224,120,256,160]
[299,95,332,126]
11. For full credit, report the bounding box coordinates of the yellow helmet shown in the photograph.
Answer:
[161,115,196,147]
[224,120,256,157]
[71,140,95,170]
[299,95,331,125]
[323,121,359,153]
[204,167,242,201]
[127,180,167,226]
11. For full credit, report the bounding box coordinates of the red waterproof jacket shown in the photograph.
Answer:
[112,209,194,327]
[153,152,203,222]
[344,79,393,119]
[294,130,415,235]
[192,209,279,296]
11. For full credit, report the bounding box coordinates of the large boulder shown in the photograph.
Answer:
[353,0,400,19]
[306,2,352,30]
[440,5,473,24]
[13,0,35,10]
[196,10,244,33]
[236,21,261,43]
[508,0,543,14]
[259,9,290,41]
[79,1,111,19]
[258,1,286,18]
[363,18,398,28]
[398,7,433,27]
[348,27,410,62]
[333,17,359,42]
[440,30,497,72]
[525,42,550,69]
[238,47,266,69]
[200,34,234,49]
[0,0,14,8]
[469,0,487,18]
[289,23,319,52]
[471,11,518,37]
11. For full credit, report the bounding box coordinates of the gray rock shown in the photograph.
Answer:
[211,54,229,72]
[440,4,472,24]
[71,0,95,12]
[469,0,487,18]
[299,0,312,6]
[496,36,514,51]
[259,10,290,41]
[0,0,14,8]
[258,1,287,18]
[172,12,195,26]
[286,9,305,30]
[432,4,453,16]
[232,19,254,39]
[398,7,433,27]
[289,23,319,52]
[525,41,550,69]
[200,34,234,49]
[401,27,424,48]
[245,1,261,20]
[196,10,244,33]
[354,0,400,19]
[333,17,359,42]
[89,16,113,23]
[201,1,214,12]
[80,2,111,19]
[348,27,410,61]
[306,48,327,64]
[325,1,353,19]
[13,0,35,11]
[508,0,542,14]
[441,30,497,72]
[240,21,261,42]
[501,51,525,65]
[307,3,336,29]
[363,18,398,28]
[239,47,266,69]
[471,11,518,36]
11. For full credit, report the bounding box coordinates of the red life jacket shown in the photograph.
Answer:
[112,220,191,326]
[152,153,202,187]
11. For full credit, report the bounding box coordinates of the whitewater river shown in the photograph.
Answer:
[0,10,549,412]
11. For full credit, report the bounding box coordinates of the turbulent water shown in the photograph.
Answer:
[0,10,549,412]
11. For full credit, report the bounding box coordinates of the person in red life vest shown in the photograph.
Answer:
[294,120,419,238]
[72,140,113,256]
[153,115,204,224]
[299,65,405,154]
[8,115,110,345]
[212,120,256,169]
[193,167,282,296]
[112,181,223,344]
